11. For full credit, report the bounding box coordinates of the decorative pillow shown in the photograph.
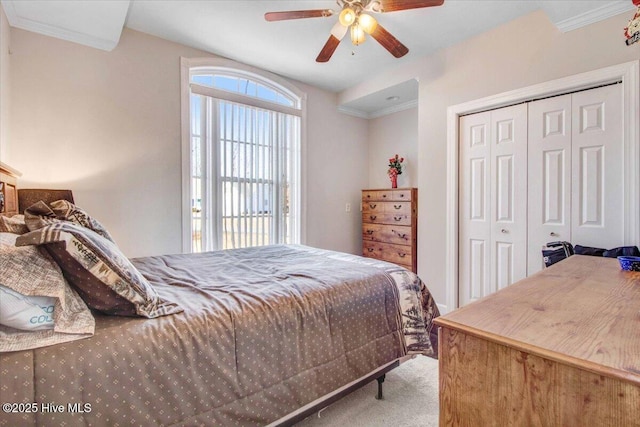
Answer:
[0,284,56,331]
[0,232,95,352]
[0,214,29,234]
[16,221,183,318]
[49,199,116,243]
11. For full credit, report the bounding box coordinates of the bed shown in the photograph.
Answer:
[0,184,439,426]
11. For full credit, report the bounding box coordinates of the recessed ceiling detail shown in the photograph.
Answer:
[1,0,130,51]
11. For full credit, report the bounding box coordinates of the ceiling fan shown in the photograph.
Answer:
[265,0,444,62]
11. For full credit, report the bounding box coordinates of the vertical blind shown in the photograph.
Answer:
[190,94,301,252]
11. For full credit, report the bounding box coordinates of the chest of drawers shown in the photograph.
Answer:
[361,188,417,272]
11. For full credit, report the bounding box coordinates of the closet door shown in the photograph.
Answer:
[459,111,491,306]
[490,104,528,292]
[571,84,623,248]
[459,104,527,306]
[527,94,572,275]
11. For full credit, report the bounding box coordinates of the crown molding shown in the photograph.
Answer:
[1,0,129,51]
[369,99,418,119]
[338,99,418,119]
[337,105,370,119]
[555,1,636,33]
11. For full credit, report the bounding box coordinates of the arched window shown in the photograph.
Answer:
[181,58,305,252]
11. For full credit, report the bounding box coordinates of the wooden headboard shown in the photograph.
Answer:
[0,163,75,215]
[0,162,20,217]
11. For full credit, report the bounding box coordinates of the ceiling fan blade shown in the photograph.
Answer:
[376,0,444,12]
[316,22,348,63]
[369,23,409,58]
[265,10,333,22]
[316,36,341,62]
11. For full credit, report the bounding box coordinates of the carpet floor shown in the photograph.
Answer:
[296,356,439,427]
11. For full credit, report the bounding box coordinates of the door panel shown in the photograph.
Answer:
[496,155,514,222]
[459,112,491,306]
[495,242,513,291]
[571,85,623,248]
[579,146,604,226]
[470,239,486,300]
[527,94,572,275]
[490,104,528,293]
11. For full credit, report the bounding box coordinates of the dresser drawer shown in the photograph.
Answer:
[362,190,393,202]
[362,200,384,214]
[363,241,413,266]
[391,189,412,201]
[363,201,412,215]
[362,189,413,202]
[362,224,412,246]
[362,212,412,226]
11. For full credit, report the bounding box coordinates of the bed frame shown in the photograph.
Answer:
[270,357,412,426]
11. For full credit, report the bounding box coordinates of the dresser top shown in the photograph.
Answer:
[435,255,640,385]
[362,187,416,191]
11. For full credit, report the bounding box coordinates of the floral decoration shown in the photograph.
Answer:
[388,154,404,178]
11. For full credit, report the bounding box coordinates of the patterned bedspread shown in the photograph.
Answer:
[0,244,439,426]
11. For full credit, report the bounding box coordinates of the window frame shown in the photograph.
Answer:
[180,57,308,253]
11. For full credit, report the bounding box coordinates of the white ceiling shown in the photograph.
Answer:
[2,0,635,115]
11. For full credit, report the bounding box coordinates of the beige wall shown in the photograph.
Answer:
[8,27,368,257]
[367,108,417,189]
[342,11,640,308]
[0,6,9,162]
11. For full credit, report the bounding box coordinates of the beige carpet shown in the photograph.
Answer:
[296,356,439,427]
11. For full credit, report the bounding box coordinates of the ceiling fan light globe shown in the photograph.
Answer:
[350,23,366,45]
[339,7,356,26]
[358,13,378,34]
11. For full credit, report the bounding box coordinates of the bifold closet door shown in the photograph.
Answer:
[571,84,623,249]
[527,84,623,275]
[459,104,527,306]
[527,94,572,275]
[459,111,491,306]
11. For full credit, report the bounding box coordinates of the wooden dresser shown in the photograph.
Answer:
[0,162,20,217]
[361,188,417,272]
[435,255,640,426]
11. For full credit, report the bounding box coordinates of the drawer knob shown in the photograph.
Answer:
[398,253,406,258]
[367,248,374,253]
[400,194,404,198]
[394,204,402,210]
[369,204,377,209]
[370,215,377,220]
[501,228,508,234]
[550,232,558,237]
[394,216,402,221]
[382,195,387,198]
[366,230,374,235]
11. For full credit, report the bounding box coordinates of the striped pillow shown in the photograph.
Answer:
[17,220,182,318]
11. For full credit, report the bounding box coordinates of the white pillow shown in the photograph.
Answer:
[0,284,56,331]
